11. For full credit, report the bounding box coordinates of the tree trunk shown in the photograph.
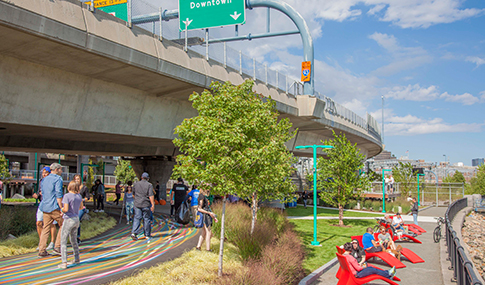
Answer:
[250,192,258,235]
[218,196,227,277]
[338,203,344,226]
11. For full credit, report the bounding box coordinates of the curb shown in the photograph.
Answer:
[298,257,338,285]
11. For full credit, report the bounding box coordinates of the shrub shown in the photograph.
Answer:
[212,202,288,261]
[345,200,358,209]
[0,206,36,240]
[363,199,372,209]
[222,229,305,285]
[371,200,381,211]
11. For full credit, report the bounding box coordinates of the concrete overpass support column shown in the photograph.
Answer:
[28,152,39,171]
[130,157,175,201]
[76,155,89,175]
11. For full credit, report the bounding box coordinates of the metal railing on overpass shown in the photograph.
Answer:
[445,198,483,285]
[126,0,381,142]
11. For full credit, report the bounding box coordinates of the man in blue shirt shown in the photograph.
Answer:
[185,185,200,223]
[38,163,64,257]
[362,227,383,253]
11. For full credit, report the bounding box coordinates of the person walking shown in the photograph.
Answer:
[185,185,200,223]
[302,191,308,208]
[93,179,105,213]
[195,188,218,251]
[38,163,64,257]
[155,181,160,203]
[74,175,89,244]
[130,172,155,242]
[32,167,58,250]
[58,180,83,269]
[114,181,122,205]
[124,181,134,224]
[0,178,3,209]
[411,197,419,225]
[171,178,188,213]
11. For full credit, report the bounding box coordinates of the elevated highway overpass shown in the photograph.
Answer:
[0,0,382,184]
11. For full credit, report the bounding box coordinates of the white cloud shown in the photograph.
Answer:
[440,92,480,105]
[466,56,485,68]
[368,32,432,76]
[480,91,485,102]
[384,116,482,136]
[367,4,386,16]
[385,84,440,101]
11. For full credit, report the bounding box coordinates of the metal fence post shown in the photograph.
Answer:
[253,58,256,80]
[276,72,279,88]
[436,184,438,207]
[205,29,209,61]
[462,183,464,198]
[127,0,132,28]
[265,64,267,84]
[449,183,451,204]
[223,42,227,68]
[159,7,162,41]
[285,75,288,94]
[239,50,242,75]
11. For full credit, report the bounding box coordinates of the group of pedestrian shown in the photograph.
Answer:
[384,175,395,193]
[36,163,84,270]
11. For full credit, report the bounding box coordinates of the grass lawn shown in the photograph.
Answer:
[286,205,383,217]
[289,218,376,273]
[0,212,116,258]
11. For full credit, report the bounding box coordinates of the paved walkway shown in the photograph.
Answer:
[312,207,447,284]
[0,205,198,285]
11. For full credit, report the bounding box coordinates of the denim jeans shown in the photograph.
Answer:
[413,213,418,225]
[61,217,80,263]
[125,201,134,222]
[77,208,86,238]
[356,267,391,279]
[132,207,152,238]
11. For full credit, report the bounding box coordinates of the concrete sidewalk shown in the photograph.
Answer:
[310,207,447,284]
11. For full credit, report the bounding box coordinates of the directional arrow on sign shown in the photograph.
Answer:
[182,18,193,28]
[230,11,241,20]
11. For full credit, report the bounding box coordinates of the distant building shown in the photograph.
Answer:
[472,158,484,167]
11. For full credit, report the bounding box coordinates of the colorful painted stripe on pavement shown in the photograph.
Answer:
[0,216,197,285]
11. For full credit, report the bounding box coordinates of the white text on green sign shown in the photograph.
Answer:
[179,0,246,31]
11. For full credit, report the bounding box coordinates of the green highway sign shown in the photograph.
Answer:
[84,0,127,21]
[179,0,246,31]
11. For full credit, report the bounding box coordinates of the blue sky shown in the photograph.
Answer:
[144,0,484,165]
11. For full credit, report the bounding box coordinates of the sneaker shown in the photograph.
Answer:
[36,247,39,251]
[94,210,99,213]
[99,209,104,213]
[46,242,54,250]
[38,251,50,257]
[58,263,67,269]
[52,248,61,256]
[126,221,130,225]
[131,234,138,241]
[77,238,81,244]
[146,237,151,243]
[388,266,396,278]
[67,260,80,266]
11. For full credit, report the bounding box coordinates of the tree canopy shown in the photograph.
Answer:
[392,162,416,196]
[469,165,485,195]
[316,131,371,226]
[114,159,137,185]
[172,80,296,275]
[0,154,11,182]
[443,170,466,184]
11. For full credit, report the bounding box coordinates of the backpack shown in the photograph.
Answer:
[194,211,204,228]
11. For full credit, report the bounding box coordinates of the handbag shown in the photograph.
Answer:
[175,201,191,224]
[194,211,204,228]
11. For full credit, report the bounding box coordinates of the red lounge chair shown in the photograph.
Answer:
[335,246,403,280]
[372,232,425,264]
[407,223,426,233]
[388,228,422,244]
[351,235,406,269]
[335,253,400,285]
[388,215,422,235]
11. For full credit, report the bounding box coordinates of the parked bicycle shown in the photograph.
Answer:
[433,217,446,243]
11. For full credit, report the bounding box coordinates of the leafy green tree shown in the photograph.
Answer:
[469,165,485,195]
[114,159,136,185]
[392,162,416,196]
[86,159,95,190]
[315,131,371,226]
[0,154,11,182]
[443,170,466,183]
[172,80,296,276]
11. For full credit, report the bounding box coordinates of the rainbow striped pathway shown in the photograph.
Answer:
[0,216,198,285]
